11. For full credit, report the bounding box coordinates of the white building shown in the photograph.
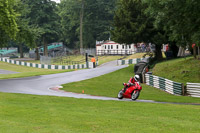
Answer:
[96,40,136,55]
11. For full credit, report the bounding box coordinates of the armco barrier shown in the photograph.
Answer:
[0,57,91,69]
[117,58,147,65]
[145,74,184,95]
[186,83,200,98]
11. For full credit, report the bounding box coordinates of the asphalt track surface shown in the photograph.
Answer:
[0,69,19,74]
[0,60,127,97]
[0,60,199,105]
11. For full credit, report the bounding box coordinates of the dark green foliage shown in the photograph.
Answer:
[22,0,60,56]
[111,0,166,60]
[59,0,116,48]
[0,0,18,47]
[111,0,149,44]
[144,0,200,47]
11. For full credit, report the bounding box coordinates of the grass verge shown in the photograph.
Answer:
[152,57,200,84]
[61,65,200,103]
[0,62,73,79]
[0,92,199,133]
[96,56,123,65]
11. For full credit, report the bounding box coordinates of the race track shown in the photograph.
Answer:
[0,60,199,105]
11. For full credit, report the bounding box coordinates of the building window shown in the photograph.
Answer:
[122,45,124,49]
[117,45,118,49]
[111,45,113,49]
[105,45,106,49]
[108,45,110,49]
[129,45,131,49]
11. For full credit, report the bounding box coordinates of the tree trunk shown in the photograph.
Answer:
[35,47,40,60]
[80,0,84,54]
[19,43,24,58]
[155,44,163,60]
[43,36,48,56]
[193,45,197,59]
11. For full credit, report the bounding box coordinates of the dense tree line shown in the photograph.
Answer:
[0,0,200,59]
[59,0,116,49]
[0,0,116,56]
[111,0,200,59]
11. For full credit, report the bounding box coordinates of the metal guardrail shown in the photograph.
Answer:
[186,83,200,98]
[145,74,184,95]
[117,58,149,65]
[0,57,88,70]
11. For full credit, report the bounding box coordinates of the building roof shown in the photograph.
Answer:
[96,40,119,46]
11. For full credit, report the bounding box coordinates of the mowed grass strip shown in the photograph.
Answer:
[153,57,200,84]
[62,65,200,103]
[95,55,123,65]
[0,61,73,79]
[0,92,199,133]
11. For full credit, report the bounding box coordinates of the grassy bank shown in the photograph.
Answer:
[0,62,72,79]
[153,57,200,84]
[62,65,200,103]
[0,92,199,133]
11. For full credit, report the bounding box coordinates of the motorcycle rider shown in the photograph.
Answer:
[123,75,140,93]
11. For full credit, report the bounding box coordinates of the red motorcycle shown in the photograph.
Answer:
[117,81,142,100]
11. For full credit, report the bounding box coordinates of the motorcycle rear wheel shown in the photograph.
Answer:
[131,91,140,100]
[117,90,124,99]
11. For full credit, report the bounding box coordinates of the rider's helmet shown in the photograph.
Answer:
[134,75,140,82]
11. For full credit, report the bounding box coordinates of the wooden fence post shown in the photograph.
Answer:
[182,83,185,96]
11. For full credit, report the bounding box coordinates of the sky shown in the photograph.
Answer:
[52,0,60,3]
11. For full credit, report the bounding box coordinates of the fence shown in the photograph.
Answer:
[0,57,91,70]
[82,48,96,55]
[145,74,184,95]
[186,83,200,98]
[96,50,136,55]
[40,56,51,65]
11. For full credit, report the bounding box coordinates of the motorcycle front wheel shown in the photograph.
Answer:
[131,91,140,100]
[117,90,124,99]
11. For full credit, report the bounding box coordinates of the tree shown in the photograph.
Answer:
[143,0,200,59]
[59,0,116,49]
[0,0,18,47]
[111,0,166,60]
[59,0,80,48]
[14,0,37,58]
[25,0,60,56]
[83,0,116,47]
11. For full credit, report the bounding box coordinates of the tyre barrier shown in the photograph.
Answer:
[145,74,184,95]
[0,57,90,69]
[186,83,200,98]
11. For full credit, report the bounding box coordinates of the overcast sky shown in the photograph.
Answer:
[52,0,60,3]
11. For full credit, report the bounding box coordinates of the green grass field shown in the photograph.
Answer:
[61,64,200,103]
[0,62,72,79]
[153,57,200,84]
[0,93,199,133]
[25,55,124,66]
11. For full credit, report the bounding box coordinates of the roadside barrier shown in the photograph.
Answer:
[145,74,184,95]
[117,58,148,65]
[0,58,90,69]
[186,83,200,98]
